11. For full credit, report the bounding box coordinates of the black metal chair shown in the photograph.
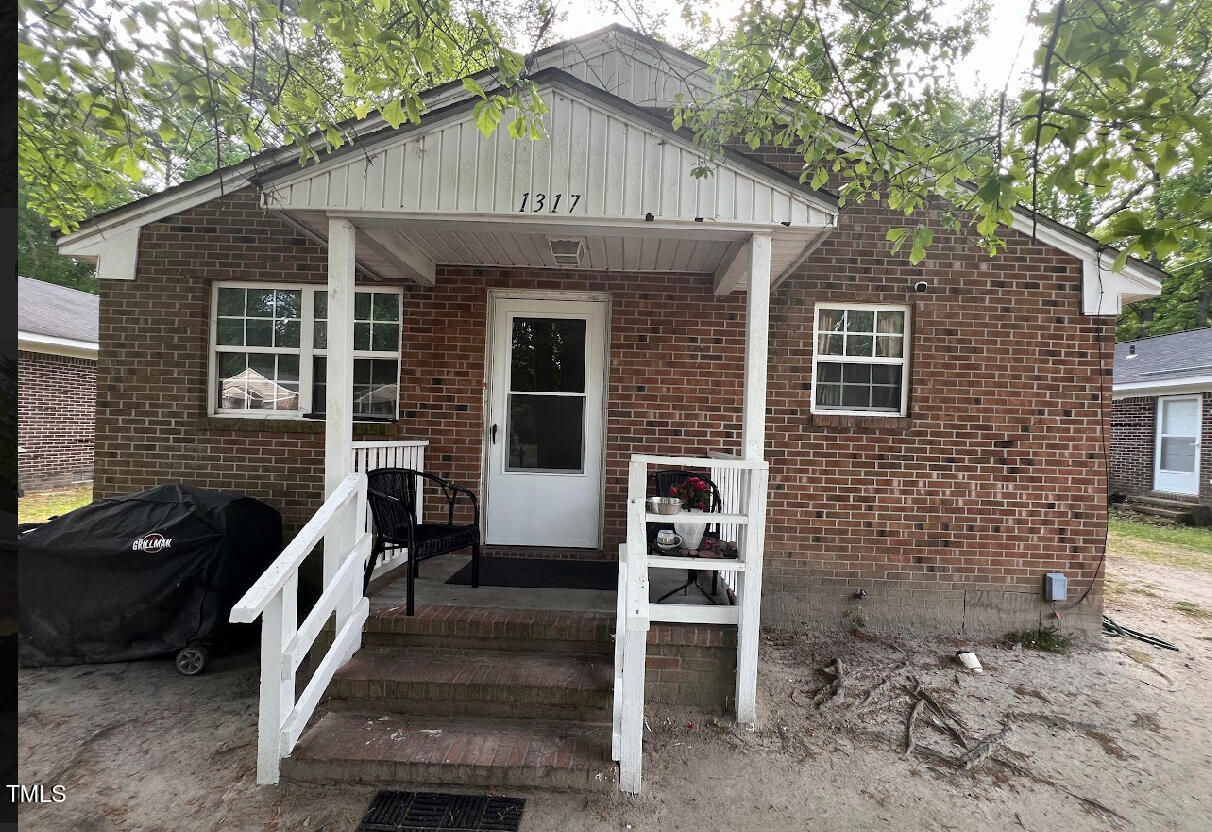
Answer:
[647,469,725,604]
[364,467,480,616]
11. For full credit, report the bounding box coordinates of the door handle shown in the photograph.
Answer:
[491,424,498,444]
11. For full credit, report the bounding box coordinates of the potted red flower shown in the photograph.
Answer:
[668,476,711,512]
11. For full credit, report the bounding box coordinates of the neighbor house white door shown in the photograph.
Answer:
[1154,395,1202,496]
[485,296,607,547]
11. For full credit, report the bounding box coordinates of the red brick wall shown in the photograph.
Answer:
[18,349,96,491]
[1110,396,1155,496]
[1111,392,1212,504]
[95,182,1115,636]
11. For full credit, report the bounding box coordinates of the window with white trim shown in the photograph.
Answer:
[210,282,401,419]
[811,304,909,416]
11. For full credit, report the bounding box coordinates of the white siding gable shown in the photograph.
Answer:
[264,83,832,228]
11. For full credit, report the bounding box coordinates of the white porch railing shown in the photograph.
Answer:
[352,440,427,582]
[612,453,769,794]
[229,472,372,784]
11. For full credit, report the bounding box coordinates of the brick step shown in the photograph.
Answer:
[283,711,615,791]
[1128,502,1191,520]
[364,604,615,654]
[326,646,614,721]
[1128,494,1201,509]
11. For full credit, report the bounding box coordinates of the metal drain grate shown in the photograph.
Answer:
[356,791,525,832]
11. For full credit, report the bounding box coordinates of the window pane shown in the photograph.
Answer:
[1162,399,1198,434]
[847,310,874,332]
[245,318,273,347]
[876,335,903,358]
[275,289,301,319]
[507,394,584,471]
[247,289,276,317]
[354,322,372,351]
[816,383,842,407]
[818,362,841,383]
[354,292,372,320]
[871,364,900,385]
[218,352,245,377]
[314,321,327,350]
[371,322,399,352]
[510,318,586,393]
[310,357,399,418]
[818,308,844,333]
[218,288,245,316]
[216,352,298,411]
[817,333,844,356]
[1160,437,1196,472]
[248,352,275,377]
[876,310,905,333]
[276,319,300,348]
[217,317,244,346]
[841,384,870,408]
[871,385,900,410]
[373,293,399,322]
[278,353,299,382]
[845,334,874,357]
[314,291,328,320]
[842,364,871,384]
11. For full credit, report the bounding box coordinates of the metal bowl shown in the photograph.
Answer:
[647,496,682,515]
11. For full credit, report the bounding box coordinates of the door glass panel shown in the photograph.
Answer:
[1159,437,1196,472]
[1162,399,1198,434]
[510,318,586,393]
[507,395,584,471]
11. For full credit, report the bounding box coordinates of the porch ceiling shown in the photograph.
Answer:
[285,209,828,291]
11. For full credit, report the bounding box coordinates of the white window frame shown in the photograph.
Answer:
[809,302,911,417]
[208,281,402,420]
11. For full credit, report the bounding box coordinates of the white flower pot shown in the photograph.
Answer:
[674,508,707,550]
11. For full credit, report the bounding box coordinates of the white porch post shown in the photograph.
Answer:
[741,232,771,461]
[324,217,357,586]
[736,230,771,727]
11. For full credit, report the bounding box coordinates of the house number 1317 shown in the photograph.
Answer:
[517,193,582,213]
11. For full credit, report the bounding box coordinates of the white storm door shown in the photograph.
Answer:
[1154,395,1202,496]
[485,297,606,547]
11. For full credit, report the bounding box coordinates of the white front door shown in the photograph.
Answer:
[1154,395,1202,496]
[485,296,607,547]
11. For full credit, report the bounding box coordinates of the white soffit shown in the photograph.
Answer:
[262,83,835,229]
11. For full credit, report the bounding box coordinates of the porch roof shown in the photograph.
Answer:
[257,70,836,291]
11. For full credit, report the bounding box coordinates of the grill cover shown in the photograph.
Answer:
[19,483,282,667]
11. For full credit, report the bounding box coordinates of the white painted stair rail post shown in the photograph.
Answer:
[229,472,371,785]
[617,458,651,794]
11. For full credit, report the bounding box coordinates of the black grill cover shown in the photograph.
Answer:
[19,483,282,667]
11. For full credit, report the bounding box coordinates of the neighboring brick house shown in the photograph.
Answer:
[1111,328,1212,510]
[17,276,98,493]
[57,25,1166,640]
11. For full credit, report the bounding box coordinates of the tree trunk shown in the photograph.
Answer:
[1197,264,1212,329]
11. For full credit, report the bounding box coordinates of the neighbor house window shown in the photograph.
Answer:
[210,283,401,419]
[811,304,909,416]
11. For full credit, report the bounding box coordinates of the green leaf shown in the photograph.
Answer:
[810,166,828,190]
[462,77,487,99]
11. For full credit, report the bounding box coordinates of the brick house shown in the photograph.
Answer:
[17,276,98,493]
[56,26,1168,791]
[1111,327,1212,517]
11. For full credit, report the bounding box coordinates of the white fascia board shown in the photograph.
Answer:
[18,331,98,359]
[1005,213,1163,316]
[1112,376,1212,399]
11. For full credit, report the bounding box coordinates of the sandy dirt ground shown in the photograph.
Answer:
[18,549,1212,832]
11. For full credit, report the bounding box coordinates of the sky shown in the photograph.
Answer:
[549,0,1041,97]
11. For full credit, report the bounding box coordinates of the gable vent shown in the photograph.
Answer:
[549,238,585,267]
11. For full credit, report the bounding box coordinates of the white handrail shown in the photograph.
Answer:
[231,474,363,623]
[229,471,370,784]
[613,453,768,794]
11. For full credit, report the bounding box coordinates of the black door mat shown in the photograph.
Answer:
[356,791,525,832]
[446,556,616,590]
